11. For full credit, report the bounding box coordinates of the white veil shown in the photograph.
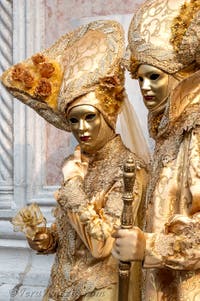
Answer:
[117,93,150,164]
[71,14,151,164]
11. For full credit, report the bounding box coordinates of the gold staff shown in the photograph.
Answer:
[118,157,136,301]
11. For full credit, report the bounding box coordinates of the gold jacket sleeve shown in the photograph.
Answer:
[144,127,200,270]
[57,168,146,259]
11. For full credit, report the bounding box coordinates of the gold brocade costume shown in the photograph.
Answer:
[126,0,200,300]
[1,20,149,301]
[43,135,147,301]
[143,71,200,301]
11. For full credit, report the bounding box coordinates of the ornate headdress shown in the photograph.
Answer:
[126,0,200,77]
[1,20,125,131]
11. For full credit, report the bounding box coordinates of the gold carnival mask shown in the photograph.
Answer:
[127,0,200,139]
[67,94,115,153]
[137,64,170,114]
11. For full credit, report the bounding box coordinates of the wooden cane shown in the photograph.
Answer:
[118,157,136,301]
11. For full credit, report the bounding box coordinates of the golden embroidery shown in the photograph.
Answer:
[45,136,146,301]
[127,0,200,78]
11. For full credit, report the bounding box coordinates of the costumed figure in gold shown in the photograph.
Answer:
[112,0,200,300]
[1,20,148,301]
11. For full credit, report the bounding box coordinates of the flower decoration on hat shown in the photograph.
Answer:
[9,53,63,109]
[1,20,125,131]
[95,66,125,116]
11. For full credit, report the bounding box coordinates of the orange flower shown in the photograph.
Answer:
[11,64,25,81]
[34,78,52,98]
[21,70,34,88]
[32,53,45,65]
[38,62,55,78]
[11,64,34,88]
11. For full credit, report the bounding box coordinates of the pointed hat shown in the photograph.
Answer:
[1,20,125,131]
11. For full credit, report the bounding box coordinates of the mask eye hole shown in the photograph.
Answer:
[69,117,78,124]
[150,74,160,80]
[85,113,96,121]
[138,76,143,82]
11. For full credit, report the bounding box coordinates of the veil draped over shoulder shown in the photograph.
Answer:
[118,94,150,164]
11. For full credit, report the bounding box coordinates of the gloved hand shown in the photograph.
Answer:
[27,227,53,252]
[112,227,146,261]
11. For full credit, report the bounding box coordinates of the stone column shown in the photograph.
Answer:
[0,1,55,300]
